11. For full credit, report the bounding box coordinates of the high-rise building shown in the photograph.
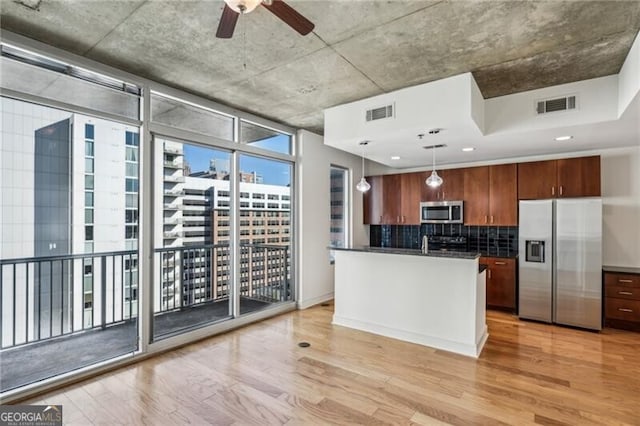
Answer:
[0,98,139,342]
[154,140,291,310]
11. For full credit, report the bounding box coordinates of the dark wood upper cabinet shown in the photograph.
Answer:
[518,160,557,200]
[421,169,465,202]
[464,165,517,226]
[363,175,383,225]
[489,164,517,226]
[364,155,600,225]
[557,156,601,198]
[400,172,423,224]
[518,156,600,200]
[421,170,439,202]
[382,174,402,223]
[441,168,465,201]
[364,173,422,224]
[463,166,490,225]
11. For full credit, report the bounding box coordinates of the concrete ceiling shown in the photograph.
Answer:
[2,0,640,135]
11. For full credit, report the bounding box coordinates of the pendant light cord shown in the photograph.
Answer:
[243,16,247,71]
[432,146,436,171]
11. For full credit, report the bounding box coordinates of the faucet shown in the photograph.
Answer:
[421,235,429,254]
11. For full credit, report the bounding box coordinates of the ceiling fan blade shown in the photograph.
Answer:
[216,4,239,39]
[262,0,315,36]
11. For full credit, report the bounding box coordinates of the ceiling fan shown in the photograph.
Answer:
[216,0,315,39]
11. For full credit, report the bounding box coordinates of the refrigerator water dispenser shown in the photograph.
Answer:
[526,240,545,263]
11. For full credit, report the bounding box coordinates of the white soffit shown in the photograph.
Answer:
[324,45,640,169]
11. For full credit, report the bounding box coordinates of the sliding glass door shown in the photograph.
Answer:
[237,154,293,315]
[152,137,234,340]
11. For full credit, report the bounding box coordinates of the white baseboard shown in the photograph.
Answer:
[297,293,334,310]
[476,325,489,356]
[333,314,487,358]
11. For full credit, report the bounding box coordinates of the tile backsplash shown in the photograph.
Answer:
[369,224,519,257]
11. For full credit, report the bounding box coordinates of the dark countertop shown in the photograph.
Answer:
[331,246,481,260]
[603,265,640,275]
[479,253,519,259]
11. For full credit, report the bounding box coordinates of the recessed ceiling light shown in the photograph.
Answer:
[462,147,475,152]
[391,156,400,160]
[555,135,573,141]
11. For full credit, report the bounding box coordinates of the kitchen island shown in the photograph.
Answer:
[332,247,487,358]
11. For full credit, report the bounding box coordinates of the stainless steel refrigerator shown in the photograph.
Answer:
[518,198,602,330]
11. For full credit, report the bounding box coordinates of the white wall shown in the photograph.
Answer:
[601,146,640,267]
[297,130,368,309]
[324,73,477,148]
[470,76,485,134]
[485,75,619,135]
[618,32,640,116]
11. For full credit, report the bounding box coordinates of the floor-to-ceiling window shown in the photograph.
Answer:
[152,137,235,340]
[0,43,141,392]
[0,36,297,399]
[238,154,293,312]
[149,93,296,340]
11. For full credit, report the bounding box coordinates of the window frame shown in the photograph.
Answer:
[0,31,299,402]
[329,165,350,262]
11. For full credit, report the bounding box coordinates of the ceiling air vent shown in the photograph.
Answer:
[423,144,447,150]
[366,104,394,122]
[536,95,577,114]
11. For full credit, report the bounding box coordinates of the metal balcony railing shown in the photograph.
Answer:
[163,160,184,169]
[163,189,184,197]
[153,243,290,313]
[163,146,182,155]
[163,175,185,183]
[0,250,138,350]
[0,244,291,350]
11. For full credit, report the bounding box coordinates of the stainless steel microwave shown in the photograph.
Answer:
[420,201,464,224]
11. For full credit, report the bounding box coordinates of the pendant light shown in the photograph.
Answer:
[422,133,443,188]
[356,141,371,193]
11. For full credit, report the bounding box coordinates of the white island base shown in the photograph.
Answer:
[332,249,488,358]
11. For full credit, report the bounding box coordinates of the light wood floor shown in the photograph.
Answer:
[25,303,640,425]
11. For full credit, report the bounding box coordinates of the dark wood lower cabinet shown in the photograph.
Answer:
[482,257,516,311]
[604,272,640,331]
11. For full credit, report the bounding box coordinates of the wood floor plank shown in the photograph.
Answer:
[18,305,640,425]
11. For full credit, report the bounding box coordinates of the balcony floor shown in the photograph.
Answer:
[0,297,271,392]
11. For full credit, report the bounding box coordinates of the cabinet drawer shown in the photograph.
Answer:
[605,298,640,322]
[482,257,516,266]
[605,285,640,301]
[605,273,640,287]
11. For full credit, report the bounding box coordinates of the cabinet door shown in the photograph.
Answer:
[486,258,516,310]
[463,166,490,225]
[421,170,440,202]
[441,168,465,201]
[557,156,601,198]
[518,160,557,199]
[400,172,422,224]
[489,164,518,226]
[420,169,464,201]
[363,175,383,224]
[382,174,402,223]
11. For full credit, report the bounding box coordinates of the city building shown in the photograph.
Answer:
[155,139,291,310]
[1,101,139,342]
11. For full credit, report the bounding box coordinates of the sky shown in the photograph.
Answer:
[183,135,291,186]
